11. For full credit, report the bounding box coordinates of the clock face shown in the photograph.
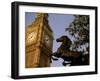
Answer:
[44,34,51,48]
[27,32,37,43]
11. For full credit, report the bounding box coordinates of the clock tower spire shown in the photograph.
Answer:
[25,13,53,68]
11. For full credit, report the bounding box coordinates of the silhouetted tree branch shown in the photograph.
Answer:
[66,15,89,53]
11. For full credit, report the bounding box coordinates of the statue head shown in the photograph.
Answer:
[56,36,72,49]
[56,36,70,42]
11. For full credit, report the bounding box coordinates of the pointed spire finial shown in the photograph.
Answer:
[36,13,48,19]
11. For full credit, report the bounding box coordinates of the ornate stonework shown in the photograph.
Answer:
[25,13,53,68]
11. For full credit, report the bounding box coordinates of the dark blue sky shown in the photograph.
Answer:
[25,12,75,67]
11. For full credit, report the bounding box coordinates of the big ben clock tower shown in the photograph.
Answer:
[25,13,53,68]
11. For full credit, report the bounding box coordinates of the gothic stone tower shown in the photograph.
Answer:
[25,13,53,68]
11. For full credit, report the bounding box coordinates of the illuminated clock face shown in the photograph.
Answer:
[27,32,37,43]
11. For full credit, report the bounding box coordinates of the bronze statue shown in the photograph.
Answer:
[52,36,83,66]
